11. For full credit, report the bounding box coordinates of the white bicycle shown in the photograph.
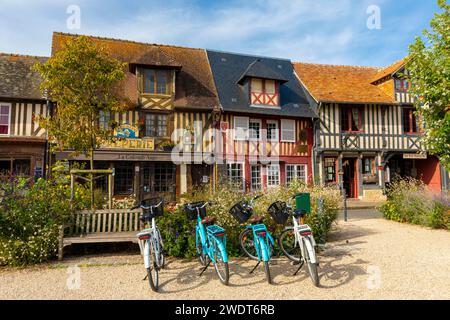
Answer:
[269,194,320,287]
[136,200,165,292]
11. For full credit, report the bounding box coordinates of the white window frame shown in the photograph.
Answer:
[233,116,249,141]
[249,119,262,141]
[250,164,262,191]
[281,119,296,142]
[226,161,245,191]
[266,120,279,142]
[286,164,307,185]
[0,103,12,136]
[267,164,280,187]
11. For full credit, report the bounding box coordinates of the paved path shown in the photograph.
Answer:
[1,210,449,300]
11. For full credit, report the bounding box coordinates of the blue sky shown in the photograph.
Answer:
[0,0,442,67]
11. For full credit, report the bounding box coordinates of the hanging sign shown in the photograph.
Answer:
[403,153,427,159]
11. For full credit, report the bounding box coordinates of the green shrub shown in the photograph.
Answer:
[160,182,342,259]
[380,178,449,229]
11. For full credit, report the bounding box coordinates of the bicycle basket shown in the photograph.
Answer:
[267,201,289,225]
[184,202,207,220]
[229,201,253,223]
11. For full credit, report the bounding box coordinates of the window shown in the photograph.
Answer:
[362,157,377,185]
[286,165,306,185]
[145,113,168,137]
[341,106,362,132]
[251,165,262,191]
[281,119,296,142]
[324,158,336,183]
[143,69,170,94]
[403,108,418,133]
[154,163,175,192]
[266,120,279,141]
[0,104,11,135]
[99,110,111,129]
[226,163,244,189]
[250,78,279,106]
[395,79,409,92]
[267,164,280,187]
[13,159,30,176]
[249,119,261,141]
[234,116,249,141]
[114,163,134,195]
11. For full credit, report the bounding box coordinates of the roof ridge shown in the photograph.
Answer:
[293,61,381,70]
[52,31,205,51]
[375,57,407,73]
[207,48,291,62]
[0,52,49,59]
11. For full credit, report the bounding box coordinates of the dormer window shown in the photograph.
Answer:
[143,69,171,95]
[250,78,279,106]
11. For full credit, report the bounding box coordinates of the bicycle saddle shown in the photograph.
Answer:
[248,215,264,224]
[201,216,216,225]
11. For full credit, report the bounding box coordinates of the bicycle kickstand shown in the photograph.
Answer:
[249,261,261,274]
[143,274,148,281]
[292,260,304,276]
[198,260,211,277]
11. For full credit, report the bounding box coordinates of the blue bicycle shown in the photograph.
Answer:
[230,195,275,284]
[184,201,229,285]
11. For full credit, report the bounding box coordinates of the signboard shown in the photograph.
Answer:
[220,121,229,132]
[103,138,154,150]
[403,153,427,159]
[115,124,139,139]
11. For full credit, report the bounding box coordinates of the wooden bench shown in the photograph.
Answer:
[58,208,144,260]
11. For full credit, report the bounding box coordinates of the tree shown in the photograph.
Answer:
[406,0,450,171]
[34,36,127,207]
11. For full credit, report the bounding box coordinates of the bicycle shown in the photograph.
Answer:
[135,199,165,292]
[269,193,320,287]
[184,201,229,285]
[229,195,275,284]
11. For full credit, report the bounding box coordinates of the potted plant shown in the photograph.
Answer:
[159,140,176,151]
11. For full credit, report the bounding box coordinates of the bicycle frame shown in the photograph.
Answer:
[245,223,275,262]
[195,211,228,264]
[289,215,317,264]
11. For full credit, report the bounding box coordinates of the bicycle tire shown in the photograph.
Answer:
[146,241,159,292]
[239,229,258,260]
[212,239,229,285]
[154,228,165,269]
[303,238,319,287]
[264,261,272,284]
[278,228,302,262]
[196,230,208,266]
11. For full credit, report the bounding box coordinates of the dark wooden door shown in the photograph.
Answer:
[191,164,212,188]
[343,158,357,198]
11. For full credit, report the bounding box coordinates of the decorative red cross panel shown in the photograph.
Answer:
[251,93,279,106]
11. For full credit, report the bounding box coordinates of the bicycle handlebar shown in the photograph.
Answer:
[140,200,163,210]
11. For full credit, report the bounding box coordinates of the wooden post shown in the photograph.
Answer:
[58,225,64,261]
[108,173,113,210]
[70,174,74,205]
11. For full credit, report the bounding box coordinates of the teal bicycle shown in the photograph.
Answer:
[184,201,229,285]
[230,195,275,284]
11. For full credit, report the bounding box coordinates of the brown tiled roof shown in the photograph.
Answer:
[52,32,219,109]
[293,62,396,104]
[0,53,48,100]
[370,58,407,84]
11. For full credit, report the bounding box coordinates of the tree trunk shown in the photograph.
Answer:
[90,148,95,210]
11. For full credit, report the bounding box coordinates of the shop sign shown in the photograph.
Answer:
[115,124,139,139]
[403,153,427,159]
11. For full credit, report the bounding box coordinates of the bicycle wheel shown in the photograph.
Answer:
[145,241,159,292]
[154,228,165,268]
[196,230,208,266]
[239,229,258,260]
[264,261,272,284]
[302,238,319,287]
[212,239,229,286]
[278,228,302,263]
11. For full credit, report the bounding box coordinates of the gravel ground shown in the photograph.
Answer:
[1,210,449,300]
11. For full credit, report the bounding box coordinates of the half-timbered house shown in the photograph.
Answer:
[207,51,317,191]
[51,33,221,201]
[0,53,50,179]
[294,59,449,200]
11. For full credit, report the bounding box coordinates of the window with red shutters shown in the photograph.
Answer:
[340,106,363,132]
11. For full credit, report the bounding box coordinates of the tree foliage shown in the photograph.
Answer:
[34,36,127,158]
[406,0,450,170]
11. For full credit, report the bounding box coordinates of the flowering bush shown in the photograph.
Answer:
[0,166,92,266]
[160,181,342,258]
[380,178,449,229]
